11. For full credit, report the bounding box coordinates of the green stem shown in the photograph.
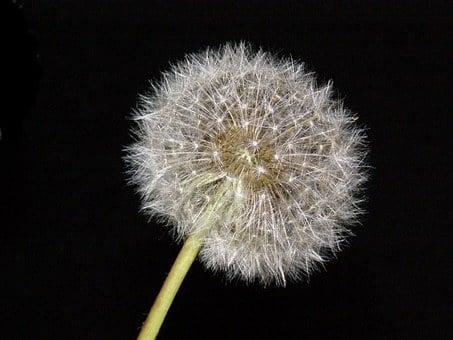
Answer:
[137,234,202,340]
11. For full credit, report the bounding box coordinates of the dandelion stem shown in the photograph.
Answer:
[137,234,202,340]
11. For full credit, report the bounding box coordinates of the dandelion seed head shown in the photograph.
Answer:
[125,42,368,286]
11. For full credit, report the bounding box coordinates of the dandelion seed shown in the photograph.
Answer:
[125,42,368,288]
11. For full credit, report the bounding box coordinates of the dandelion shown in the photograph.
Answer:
[125,42,368,339]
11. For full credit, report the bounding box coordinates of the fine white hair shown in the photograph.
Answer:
[125,42,368,286]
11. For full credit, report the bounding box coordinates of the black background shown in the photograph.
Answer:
[1,1,450,339]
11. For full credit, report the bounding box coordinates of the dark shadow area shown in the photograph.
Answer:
[0,1,40,237]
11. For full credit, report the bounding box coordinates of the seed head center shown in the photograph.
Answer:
[209,126,285,190]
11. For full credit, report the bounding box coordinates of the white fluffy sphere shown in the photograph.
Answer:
[126,42,368,285]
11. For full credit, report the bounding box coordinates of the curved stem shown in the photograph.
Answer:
[137,235,202,340]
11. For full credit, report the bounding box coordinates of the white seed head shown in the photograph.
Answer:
[125,42,368,286]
